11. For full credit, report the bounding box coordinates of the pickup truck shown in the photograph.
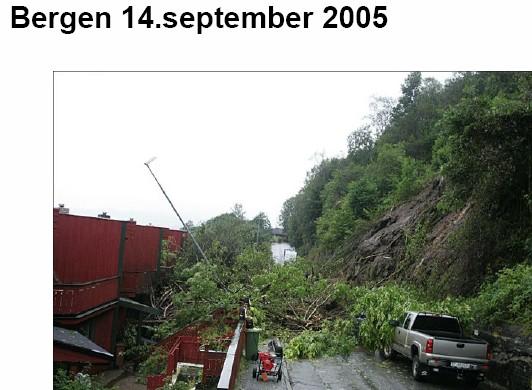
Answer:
[385,311,491,387]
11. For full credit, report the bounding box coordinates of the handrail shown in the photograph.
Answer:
[217,321,244,390]
[167,338,182,375]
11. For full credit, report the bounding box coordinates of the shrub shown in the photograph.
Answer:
[198,320,232,351]
[350,285,420,351]
[161,378,195,390]
[404,221,429,262]
[122,324,151,364]
[472,263,532,333]
[53,369,114,390]
[285,319,357,359]
[138,348,167,380]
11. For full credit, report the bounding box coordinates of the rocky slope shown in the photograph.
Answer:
[337,177,485,296]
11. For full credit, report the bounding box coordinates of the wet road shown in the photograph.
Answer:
[271,242,297,264]
[239,349,490,390]
[286,351,489,390]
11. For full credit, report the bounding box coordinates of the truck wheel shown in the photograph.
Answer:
[252,368,257,378]
[382,345,396,360]
[412,355,424,381]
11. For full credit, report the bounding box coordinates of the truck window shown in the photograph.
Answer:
[403,314,413,329]
[411,315,461,334]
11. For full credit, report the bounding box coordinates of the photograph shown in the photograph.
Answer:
[51,71,532,390]
[3,1,531,389]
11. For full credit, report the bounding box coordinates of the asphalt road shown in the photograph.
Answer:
[238,349,490,390]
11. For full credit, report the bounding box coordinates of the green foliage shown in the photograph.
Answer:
[369,143,406,196]
[161,379,195,390]
[345,177,379,218]
[285,284,474,359]
[198,319,232,351]
[429,297,474,333]
[138,348,167,379]
[285,319,357,359]
[280,158,344,253]
[53,369,114,390]
[382,74,448,161]
[354,286,473,349]
[526,237,532,262]
[350,285,419,351]
[316,206,356,251]
[159,244,275,337]
[315,142,433,251]
[161,380,192,390]
[180,205,272,266]
[253,258,338,330]
[160,210,530,366]
[433,72,532,268]
[316,174,377,251]
[161,239,178,267]
[472,263,532,333]
[121,323,150,363]
[233,246,275,285]
[347,125,374,163]
[404,221,429,262]
[168,262,231,332]
[389,157,432,204]
[249,305,266,327]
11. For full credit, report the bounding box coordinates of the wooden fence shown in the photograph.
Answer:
[147,319,243,390]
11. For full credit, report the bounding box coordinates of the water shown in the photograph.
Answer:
[271,242,297,264]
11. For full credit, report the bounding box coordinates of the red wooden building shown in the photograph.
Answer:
[53,207,186,372]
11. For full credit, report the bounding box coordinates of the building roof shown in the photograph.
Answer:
[53,326,113,358]
[53,207,187,232]
[271,228,286,236]
[119,297,160,315]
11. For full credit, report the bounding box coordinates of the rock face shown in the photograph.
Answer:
[481,326,532,390]
[339,177,484,296]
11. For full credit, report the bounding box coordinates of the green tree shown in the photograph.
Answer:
[347,125,374,164]
[435,72,532,269]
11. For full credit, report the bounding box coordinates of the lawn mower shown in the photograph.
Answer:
[252,339,284,383]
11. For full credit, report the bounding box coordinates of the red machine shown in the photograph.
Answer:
[252,340,284,383]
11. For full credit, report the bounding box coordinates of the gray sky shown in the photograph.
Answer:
[54,72,451,229]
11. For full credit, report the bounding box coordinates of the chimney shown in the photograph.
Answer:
[58,204,69,214]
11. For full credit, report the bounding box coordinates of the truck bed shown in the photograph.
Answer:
[421,330,485,344]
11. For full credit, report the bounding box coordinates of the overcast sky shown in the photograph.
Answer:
[54,72,451,229]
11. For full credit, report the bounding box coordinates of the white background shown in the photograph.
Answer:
[1,0,531,386]
[53,71,449,229]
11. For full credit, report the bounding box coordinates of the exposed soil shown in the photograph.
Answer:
[338,178,484,296]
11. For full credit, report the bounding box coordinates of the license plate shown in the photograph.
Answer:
[450,362,474,369]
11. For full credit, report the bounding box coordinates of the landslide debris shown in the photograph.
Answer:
[338,178,483,296]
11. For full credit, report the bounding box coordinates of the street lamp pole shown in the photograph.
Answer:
[144,157,209,263]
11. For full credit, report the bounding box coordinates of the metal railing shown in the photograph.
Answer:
[217,321,246,390]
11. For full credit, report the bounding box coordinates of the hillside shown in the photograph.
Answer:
[337,177,479,295]
[280,72,532,296]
